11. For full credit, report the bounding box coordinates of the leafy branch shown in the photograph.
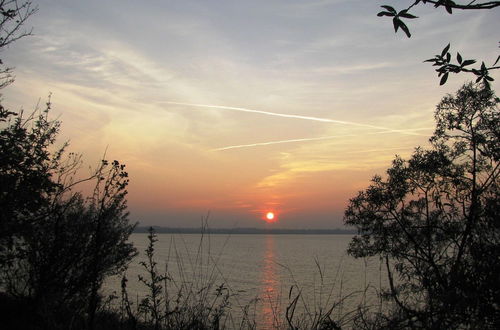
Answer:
[377,1,500,38]
[0,1,38,89]
[425,43,500,89]
[377,5,418,38]
[377,1,499,86]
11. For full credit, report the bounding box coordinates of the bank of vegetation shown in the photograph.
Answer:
[1,1,499,329]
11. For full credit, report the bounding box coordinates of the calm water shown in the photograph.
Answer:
[104,233,385,329]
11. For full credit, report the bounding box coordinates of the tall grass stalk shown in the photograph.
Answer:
[112,226,385,329]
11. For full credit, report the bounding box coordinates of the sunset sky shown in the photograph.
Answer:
[3,0,499,228]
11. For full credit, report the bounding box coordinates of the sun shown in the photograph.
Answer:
[265,212,275,221]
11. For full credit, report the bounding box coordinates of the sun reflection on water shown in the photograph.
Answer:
[259,235,281,329]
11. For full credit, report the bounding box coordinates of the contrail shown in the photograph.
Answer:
[345,146,416,154]
[212,134,357,151]
[212,129,431,151]
[164,101,431,136]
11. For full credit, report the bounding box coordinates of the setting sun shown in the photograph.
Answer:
[266,212,275,221]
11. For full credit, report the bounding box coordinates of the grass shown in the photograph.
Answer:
[0,224,384,329]
[105,224,383,329]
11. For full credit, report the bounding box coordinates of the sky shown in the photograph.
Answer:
[2,0,499,228]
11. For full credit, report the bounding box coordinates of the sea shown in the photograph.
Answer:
[103,233,386,329]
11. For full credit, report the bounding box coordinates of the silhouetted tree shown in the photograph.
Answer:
[377,1,500,87]
[0,0,37,89]
[0,101,62,274]
[0,3,137,327]
[0,101,137,328]
[345,83,499,328]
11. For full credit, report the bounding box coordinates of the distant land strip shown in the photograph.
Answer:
[134,226,356,235]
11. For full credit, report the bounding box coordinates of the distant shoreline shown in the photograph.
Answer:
[134,226,356,235]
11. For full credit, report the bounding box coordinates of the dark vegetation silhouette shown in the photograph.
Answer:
[0,100,137,329]
[118,226,237,330]
[1,0,499,329]
[116,225,362,330]
[0,0,36,89]
[0,1,137,329]
[345,83,499,328]
[342,2,500,328]
[377,0,500,88]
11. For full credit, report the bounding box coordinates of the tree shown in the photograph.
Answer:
[377,1,500,88]
[345,83,499,328]
[0,0,37,89]
[0,100,137,328]
[0,2,137,328]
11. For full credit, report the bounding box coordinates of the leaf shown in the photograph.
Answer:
[381,5,396,13]
[398,10,418,19]
[441,43,451,57]
[484,79,491,90]
[440,72,449,85]
[392,17,400,33]
[456,53,462,64]
[461,59,476,67]
[377,11,394,17]
[399,21,411,38]
[446,52,451,63]
[401,13,418,19]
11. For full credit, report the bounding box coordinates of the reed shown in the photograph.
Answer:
[109,225,378,329]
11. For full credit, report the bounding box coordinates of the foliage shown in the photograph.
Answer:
[377,1,500,38]
[0,0,37,89]
[344,83,499,328]
[0,101,137,328]
[0,2,138,328]
[377,1,500,87]
[425,44,499,89]
[0,100,62,266]
[138,227,169,330]
[118,226,235,330]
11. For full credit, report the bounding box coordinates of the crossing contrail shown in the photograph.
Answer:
[164,101,431,136]
[212,128,431,151]
[212,134,357,151]
[345,146,416,154]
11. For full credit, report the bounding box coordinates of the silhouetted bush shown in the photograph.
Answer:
[0,101,137,328]
[118,226,235,330]
[345,83,500,328]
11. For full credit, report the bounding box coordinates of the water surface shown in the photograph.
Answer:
[105,233,384,329]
